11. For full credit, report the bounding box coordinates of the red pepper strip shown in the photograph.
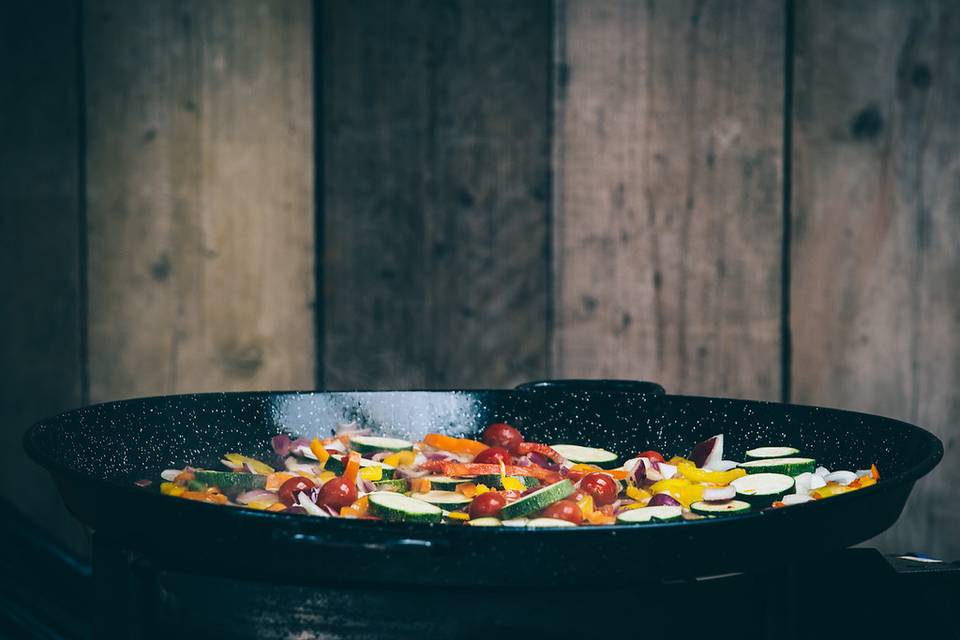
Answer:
[342,451,361,485]
[421,460,562,483]
[567,468,630,482]
[423,433,488,456]
[515,442,565,465]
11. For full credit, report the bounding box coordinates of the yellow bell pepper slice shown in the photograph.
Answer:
[678,483,705,508]
[500,476,526,492]
[811,483,855,499]
[649,478,691,494]
[677,463,745,485]
[577,494,595,519]
[384,450,417,467]
[446,511,470,521]
[223,453,275,475]
[626,485,651,503]
[359,466,383,482]
[160,482,184,497]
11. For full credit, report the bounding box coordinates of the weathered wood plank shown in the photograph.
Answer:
[554,0,784,399]
[322,0,551,389]
[792,0,960,559]
[0,0,88,553]
[85,0,315,401]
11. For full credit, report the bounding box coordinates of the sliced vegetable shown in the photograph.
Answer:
[423,433,488,456]
[745,446,800,459]
[702,486,737,502]
[676,463,745,485]
[515,442,566,465]
[616,506,683,524]
[527,517,577,527]
[349,435,415,454]
[326,455,395,478]
[467,517,502,526]
[367,491,443,523]
[549,444,619,469]
[193,471,267,492]
[689,434,723,469]
[690,500,751,516]
[731,473,795,506]
[408,490,472,507]
[421,475,471,490]
[476,474,539,490]
[498,480,575,520]
[738,457,816,477]
[824,470,857,486]
[372,479,408,492]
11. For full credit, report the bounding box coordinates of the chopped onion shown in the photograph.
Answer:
[160,469,182,482]
[689,434,724,468]
[815,466,830,477]
[824,470,857,486]
[284,457,319,474]
[702,486,736,502]
[704,459,740,472]
[512,454,533,467]
[639,457,664,482]
[285,505,307,515]
[648,493,682,507]
[657,462,678,479]
[296,492,330,517]
[134,479,152,488]
[782,493,813,506]
[236,489,277,505]
[394,466,430,479]
[856,469,873,478]
[271,434,294,456]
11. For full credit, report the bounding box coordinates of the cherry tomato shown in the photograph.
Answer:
[278,476,317,506]
[638,450,664,463]
[579,472,619,506]
[316,477,358,510]
[468,492,507,518]
[482,423,523,453]
[474,446,511,466]
[541,499,582,524]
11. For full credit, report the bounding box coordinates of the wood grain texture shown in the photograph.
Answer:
[792,0,960,559]
[322,0,550,389]
[84,0,315,401]
[554,0,784,399]
[0,0,88,553]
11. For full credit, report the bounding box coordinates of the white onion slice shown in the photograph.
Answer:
[296,492,330,517]
[703,459,740,472]
[824,470,857,486]
[815,466,830,477]
[782,493,813,506]
[657,463,678,479]
[160,469,182,482]
[702,486,736,502]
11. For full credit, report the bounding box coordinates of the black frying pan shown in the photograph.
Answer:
[24,380,942,587]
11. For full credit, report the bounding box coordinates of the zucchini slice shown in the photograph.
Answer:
[498,480,574,520]
[372,479,408,492]
[526,517,577,528]
[407,490,472,508]
[745,446,800,459]
[367,491,442,523]
[738,457,816,477]
[731,473,795,506]
[423,475,471,490]
[192,471,266,492]
[616,506,683,524]
[467,517,502,527]
[348,435,415,453]
[690,499,752,516]
[550,444,619,469]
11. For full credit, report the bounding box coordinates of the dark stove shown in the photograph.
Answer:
[5,505,956,640]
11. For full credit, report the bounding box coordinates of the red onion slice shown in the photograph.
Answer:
[648,493,682,507]
[134,479,152,487]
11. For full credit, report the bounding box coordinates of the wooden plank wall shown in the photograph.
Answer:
[2,0,959,561]
[84,0,315,401]
[554,0,784,400]
[322,0,550,389]
[792,0,960,556]
[0,0,89,555]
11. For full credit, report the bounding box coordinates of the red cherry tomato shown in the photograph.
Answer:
[468,492,507,518]
[541,499,582,524]
[482,423,523,453]
[278,476,317,506]
[579,472,619,506]
[474,446,511,465]
[316,477,358,510]
[638,450,665,463]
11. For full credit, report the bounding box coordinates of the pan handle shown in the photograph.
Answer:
[515,379,666,395]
